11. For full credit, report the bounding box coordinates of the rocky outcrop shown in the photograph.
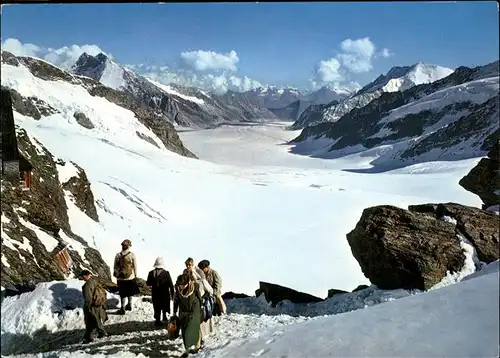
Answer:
[1,126,110,288]
[222,291,250,300]
[459,140,500,209]
[136,131,160,148]
[60,161,99,222]
[73,111,94,129]
[346,203,499,290]
[352,284,369,292]
[327,288,348,298]
[255,281,324,306]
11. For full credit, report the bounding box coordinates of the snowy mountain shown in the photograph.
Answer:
[268,99,315,122]
[291,62,454,129]
[0,50,197,291]
[234,85,350,111]
[72,53,277,128]
[291,60,500,170]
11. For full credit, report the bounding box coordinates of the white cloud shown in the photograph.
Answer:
[180,49,239,72]
[2,38,40,57]
[379,48,394,58]
[337,37,376,73]
[312,37,392,89]
[316,58,343,82]
[130,65,264,94]
[1,37,112,70]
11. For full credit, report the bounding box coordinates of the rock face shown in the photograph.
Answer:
[1,127,111,288]
[409,203,500,263]
[346,203,499,290]
[60,161,99,222]
[459,140,500,209]
[255,281,324,306]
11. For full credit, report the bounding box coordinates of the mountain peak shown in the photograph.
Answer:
[356,62,454,96]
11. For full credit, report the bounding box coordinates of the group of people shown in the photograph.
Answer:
[78,239,226,358]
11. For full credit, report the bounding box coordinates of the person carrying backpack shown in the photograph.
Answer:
[198,259,227,316]
[146,257,175,326]
[79,270,109,344]
[113,239,140,315]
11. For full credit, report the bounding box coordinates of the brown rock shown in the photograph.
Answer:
[409,203,499,263]
[346,205,465,290]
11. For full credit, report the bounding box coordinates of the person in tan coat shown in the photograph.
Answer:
[198,260,227,315]
[79,270,108,343]
[113,239,140,315]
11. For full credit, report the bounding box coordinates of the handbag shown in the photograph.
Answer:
[167,316,180,339]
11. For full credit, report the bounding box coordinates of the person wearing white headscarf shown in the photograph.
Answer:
[146,256,175,325]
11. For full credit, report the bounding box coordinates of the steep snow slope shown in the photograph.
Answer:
[292,62,454,129]
[210,260,499,358]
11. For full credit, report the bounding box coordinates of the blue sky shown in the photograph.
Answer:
[1,2,498,92]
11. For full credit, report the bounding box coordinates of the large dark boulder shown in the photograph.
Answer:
[346,205,465,290]
[346,203,499,291]
[459,140,500,209]
[255,282,324,307]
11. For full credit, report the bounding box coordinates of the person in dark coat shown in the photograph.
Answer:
[146,257,175,326]
[79,270,109,343]
[173,273,203,357]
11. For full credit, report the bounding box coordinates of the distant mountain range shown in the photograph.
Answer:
[290,60,499,170]
[290,63,455,129]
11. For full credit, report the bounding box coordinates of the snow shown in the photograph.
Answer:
[377,76,498,127]
[16,216,60,252]
[209,261,499,358]
[56,161,80,184]
[146,78,206,105]
[99,61,126,90]
[1,57,498,358]
[2,262,497,357]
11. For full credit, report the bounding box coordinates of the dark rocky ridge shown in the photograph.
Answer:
[346,203,499,290]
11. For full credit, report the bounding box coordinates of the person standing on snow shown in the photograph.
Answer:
[79,270,109,343]
[146,257,175,326]
[198,259,226,316]
[173,273,203,357]
[113,239,140,314]
[184,257,214,346]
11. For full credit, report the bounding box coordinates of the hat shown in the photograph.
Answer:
[198,260,210,270]
[121,239,132,247]
[78,269,92,277]
[153,257,165,269]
